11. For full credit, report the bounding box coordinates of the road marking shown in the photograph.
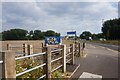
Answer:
[111,45,118,47]
[106,48,118,54]
[79,72,102,79]
[100,46,105,48]
[70,64,80,78]
[89,44,96,48]
[83,53,87,58]
[98,45,118,54]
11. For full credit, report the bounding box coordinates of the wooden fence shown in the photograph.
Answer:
[0,42,84,79]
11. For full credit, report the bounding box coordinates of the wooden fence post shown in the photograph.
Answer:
[28,45,33,59]
[2,51,16,79]
[23,44,27,56]
[75,42,78,56]
[42,43,44,48]
[61,45,66,73]
[70,44,75,65]
[46,46,51,79]
[42,46,47,78]
[7,44,11,50]
[78,43,81,57]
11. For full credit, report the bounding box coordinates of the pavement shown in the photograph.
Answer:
[71,43,119,79]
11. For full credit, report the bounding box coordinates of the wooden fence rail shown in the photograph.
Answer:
[0,42,84,79]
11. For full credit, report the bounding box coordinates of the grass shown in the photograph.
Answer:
[16,58,63,78]
[62,40,76,45]
[16,59,43,78]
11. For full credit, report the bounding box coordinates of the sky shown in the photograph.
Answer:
[1,0,119,36]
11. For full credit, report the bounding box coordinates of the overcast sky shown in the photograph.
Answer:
[1,0,119,36]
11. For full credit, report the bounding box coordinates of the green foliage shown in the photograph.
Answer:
[16,59,63,79]
[44,30,60,37]
[92,33,104,40]
[2,29,60,40]
[51,70,62,79]
[102,18,120,40]
[80,31,92,40]
[33,30,44,40]
[0,33,2,41]
[2,29,28,40]
[16,59,43,78]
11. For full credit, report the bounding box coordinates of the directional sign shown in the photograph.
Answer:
[45,36,61,45]
[67,31,76,35]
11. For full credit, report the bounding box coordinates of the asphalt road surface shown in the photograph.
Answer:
[71,43,119,79]
[87,42,120,52]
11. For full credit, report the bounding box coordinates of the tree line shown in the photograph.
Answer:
[80,18,120,40]
[1,18,119,40]
[80,31,104,40]
[102,18,120,40]
[1,29,60,40]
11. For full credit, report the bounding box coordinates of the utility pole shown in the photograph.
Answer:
[102,19,104,25]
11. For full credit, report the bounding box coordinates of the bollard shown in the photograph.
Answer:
[70,44,75,65]
[83,42,85,49]
[82,42,86,56]
[78,43,81,57]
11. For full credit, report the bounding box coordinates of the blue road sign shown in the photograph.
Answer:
[67,31,76,35]
[45,36,61,45]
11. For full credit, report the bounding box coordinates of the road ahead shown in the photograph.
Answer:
[71,43,119,79]
[87,42,120,52]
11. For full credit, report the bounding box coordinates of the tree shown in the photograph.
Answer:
[26,30,34,40]
[102,18,120,40]
[2,29,28,40]
[33,30,44,40]
[80,31,92,40]
[0,33,2,41]
[2,29,60,40]
[92,33,104,40]
[45,30,60,37]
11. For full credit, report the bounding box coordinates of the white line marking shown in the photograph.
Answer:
[90,45,96,48]
[70,64,80,78]
[106,48,118,54]
[79,72,102,79]
[97,45,118,54]
[83,53,87,58]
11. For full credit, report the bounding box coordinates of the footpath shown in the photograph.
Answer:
[71,43,118,79]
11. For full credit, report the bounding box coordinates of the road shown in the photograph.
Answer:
[71,43,119,79]
[87,42,120,52]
